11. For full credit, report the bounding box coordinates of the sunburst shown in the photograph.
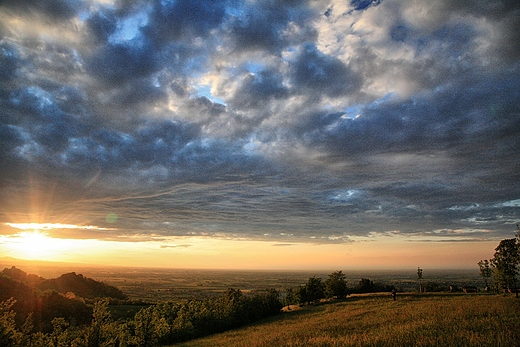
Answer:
[2,222,113,261]
[5,230,74,260]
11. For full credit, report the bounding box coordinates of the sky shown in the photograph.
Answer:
[0,0,519,270]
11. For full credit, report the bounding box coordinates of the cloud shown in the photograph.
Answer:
[0,0,79,21]
[0,0,519,245]
[290,43,361,98]
[144,0,226,46]
[88,43,158,86]
[225,0,318,54]
[228,68,289,109]
[160,244,193,249]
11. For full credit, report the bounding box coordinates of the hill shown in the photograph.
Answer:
[1,266,127,300]
[0,266,127,332]
[37,272,127,300]
[173,293,520,347]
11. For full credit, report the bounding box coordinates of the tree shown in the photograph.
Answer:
[296,277,325,305]
[133,305,168,347]
[477,259,493,291]
[50,317,69,347]
[87,299,112,347]
[0,298,20,347]
[491,238,519,297]
[325,271,348,299]
[284,287,297,306]
[417,267,423,292]
[356,278,375,293]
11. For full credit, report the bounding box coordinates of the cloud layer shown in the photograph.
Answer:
[1,0,519,243]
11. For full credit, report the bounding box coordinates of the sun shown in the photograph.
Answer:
[2,222,118,262]
[6,230,76,261]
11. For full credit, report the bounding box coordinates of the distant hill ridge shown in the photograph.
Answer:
[0,266,128,331]
[1,266,127,300]
[38,272,127,299]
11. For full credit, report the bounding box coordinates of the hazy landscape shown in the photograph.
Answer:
[0,259,482,301]
[2,259,518,346]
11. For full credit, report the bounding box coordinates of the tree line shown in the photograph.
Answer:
[478,226,520,297]
[0,288,282,347]
[0,268,395,347]
[284,271,394,306]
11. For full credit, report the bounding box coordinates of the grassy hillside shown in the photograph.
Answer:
[173,293,520,347]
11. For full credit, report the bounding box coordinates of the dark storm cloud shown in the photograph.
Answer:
[291,44,360,98]
[61,120,199,172]
[303,73,520,160]
[229,68,289,109]
[226,0,317,53]
[0,0,519,242]
[0,0,79,20]
[0,41,22,84]
[88,43,158,85]
[144,0,227,46]
[86,10,118,44]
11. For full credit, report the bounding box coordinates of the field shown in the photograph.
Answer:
[173,293,520,347]
[68,267,483,301]
[0,259,482,302]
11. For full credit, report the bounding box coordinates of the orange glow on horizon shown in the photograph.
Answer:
[0,223,499,270]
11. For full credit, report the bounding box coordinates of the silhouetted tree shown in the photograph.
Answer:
[357,278,374,293]
[284,287,297,306]
[297,277,325,305]
[325,271,348,299]
[491,238,519,297]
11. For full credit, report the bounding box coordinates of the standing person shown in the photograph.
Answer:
[391,289,397,301]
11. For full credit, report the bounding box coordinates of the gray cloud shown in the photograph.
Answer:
[225,0,317,54]
[0,0,519,243]
[144,0,227,45]
[0,0,80,21]
[290,43,361,98]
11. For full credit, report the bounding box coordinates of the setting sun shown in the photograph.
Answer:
[4,231,77,260]
[1,222,124,263]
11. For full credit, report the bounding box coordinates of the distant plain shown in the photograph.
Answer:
[0,258,481,301]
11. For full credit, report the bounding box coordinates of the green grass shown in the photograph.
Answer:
[172,293,520,347]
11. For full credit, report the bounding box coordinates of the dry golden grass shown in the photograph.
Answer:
[172,293,520,347]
